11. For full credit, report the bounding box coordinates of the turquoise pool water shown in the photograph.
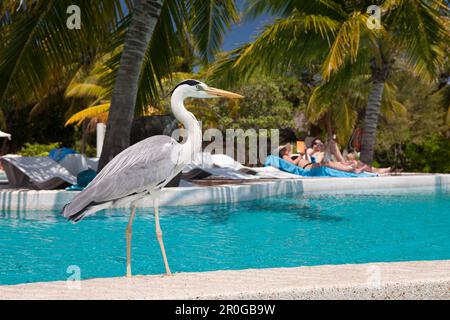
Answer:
[1,187,449,285]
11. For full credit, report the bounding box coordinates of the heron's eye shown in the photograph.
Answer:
[196,85,203,91]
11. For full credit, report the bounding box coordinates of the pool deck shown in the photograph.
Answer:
[1,173,449,212]
[1,260,449,300]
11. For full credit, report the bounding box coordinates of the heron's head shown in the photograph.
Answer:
[171,80,244,100]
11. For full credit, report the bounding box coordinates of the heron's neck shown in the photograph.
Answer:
[171,91,202,156]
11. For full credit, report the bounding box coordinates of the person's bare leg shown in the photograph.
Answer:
[126,205,137,277]
[372,167,392,174]
[324,161,355,172]
[355,161,391,174]
[329,140,346,163]
[153,194,172,275]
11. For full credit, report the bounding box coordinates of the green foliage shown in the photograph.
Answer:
[101,0,240,114]
[225,0,449,84]
[84,144,97,158]
[373,67,448,172]
[0,0,131,107]
[403,134,450,173]
[371,160,381,169]
[375,68,445,149]
[0,0,239,128]
[211,77,305,132]
[19,142,61,157]
[210,0,449,156]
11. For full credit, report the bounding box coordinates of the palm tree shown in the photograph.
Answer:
[0,0,132,154]
[0,0,132,105]
[99,0,238,170]
[98,0,164,170]
[98,0,239,170]
[306,72,406,146]
[64,71,205,125]
[0,0,239,170]
[210,0,449,164]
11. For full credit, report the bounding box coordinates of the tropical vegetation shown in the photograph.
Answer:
[0,0,448,172]
[210,0,449,164]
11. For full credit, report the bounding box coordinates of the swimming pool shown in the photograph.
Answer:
[1,186,449,285]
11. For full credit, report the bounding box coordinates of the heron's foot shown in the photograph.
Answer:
[165,264,173,277]
[126,261,133,278]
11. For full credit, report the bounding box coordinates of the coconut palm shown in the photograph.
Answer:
[0,0,239,170]
[65,71,213,129]
[98,0,239,170]
[97,0,164,170]
[210,0,449,164]
[306,73,407,146]
[0,0,132,106]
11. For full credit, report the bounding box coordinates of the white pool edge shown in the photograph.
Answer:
[1,174,449,212]
[1,260,449,300]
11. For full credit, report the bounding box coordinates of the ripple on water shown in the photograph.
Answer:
[0,187,449,285]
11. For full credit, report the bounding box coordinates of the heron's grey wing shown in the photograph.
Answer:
[89,136,183,201]
[62,136,183,220]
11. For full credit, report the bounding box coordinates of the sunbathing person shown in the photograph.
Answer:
[306,138,325,164]
[328,140,392,174]
[278,144,364,173]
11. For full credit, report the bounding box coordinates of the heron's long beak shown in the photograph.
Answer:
[205,87,244,99]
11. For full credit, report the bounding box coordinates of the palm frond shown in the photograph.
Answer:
[65,103,110,127]
[208,13,341,87]
[383,0,449,79]
[206,45,260,87]
[189,0,239,63]
[244,0,347,20]
[307,64,406,143]
[0,0,131,106]
[321,12,376,80]
[102,0,238,113]
[381,81,407,121]
[244,0,296,18]
[332,101,357,144]
[447,106,450,126]
[65,84,107,99]
[135,0,189,113]
[436,84,450,125]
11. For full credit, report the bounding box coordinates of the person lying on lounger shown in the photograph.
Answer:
[328,140,392,174]
[278,144,364,173]
[306,138,326,164]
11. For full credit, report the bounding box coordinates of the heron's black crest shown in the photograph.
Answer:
[171,80,201,94]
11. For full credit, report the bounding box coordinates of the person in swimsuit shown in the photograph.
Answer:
[279,143,364,173]
[328,140,392,174]
[306,138,325,164]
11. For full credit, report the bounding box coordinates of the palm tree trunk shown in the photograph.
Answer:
[360,79,385,165]
[98,0,163,171]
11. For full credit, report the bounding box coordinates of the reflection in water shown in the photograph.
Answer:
[291,207,346,222]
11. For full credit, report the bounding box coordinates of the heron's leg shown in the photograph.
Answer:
[126,205,137,277]
[153,194,172,275]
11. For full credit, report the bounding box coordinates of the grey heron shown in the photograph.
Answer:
[62,80,243,277]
